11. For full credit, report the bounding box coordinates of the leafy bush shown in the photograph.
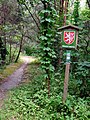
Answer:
[69,61,90,98]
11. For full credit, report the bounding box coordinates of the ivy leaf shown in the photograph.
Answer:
[40,36,47,40]
[45,18,54,23]
[43,47,51,51]
[17,0,25,4]
[46,34,52,37]
[41,10,50,14]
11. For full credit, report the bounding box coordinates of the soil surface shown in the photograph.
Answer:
[0,56,35,107]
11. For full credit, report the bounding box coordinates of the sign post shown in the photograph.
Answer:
[59,25,80,103]
[63,50,71,103]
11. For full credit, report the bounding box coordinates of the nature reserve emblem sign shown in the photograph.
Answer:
[62,30,76,48]
[64,31,75,44]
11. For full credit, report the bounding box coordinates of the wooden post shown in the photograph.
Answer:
[63,63,70,103]
[63,51,71,103]
[48,77,50,97]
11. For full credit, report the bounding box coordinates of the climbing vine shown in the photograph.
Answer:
[73,0,80,25]
[39,0,57,96]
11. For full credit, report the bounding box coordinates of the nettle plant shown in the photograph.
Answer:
[39,0,57,96]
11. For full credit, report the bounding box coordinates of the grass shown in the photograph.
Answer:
[0,60,23,82]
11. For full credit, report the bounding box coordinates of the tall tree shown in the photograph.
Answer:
[39,0,58,96]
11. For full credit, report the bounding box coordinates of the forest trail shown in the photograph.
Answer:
[0,56,35,108]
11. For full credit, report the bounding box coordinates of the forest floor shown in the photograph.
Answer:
[0,56,36,108]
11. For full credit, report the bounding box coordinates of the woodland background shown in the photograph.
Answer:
[0,0,90,119]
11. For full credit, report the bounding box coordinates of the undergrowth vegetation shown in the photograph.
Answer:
[0,63,89,120]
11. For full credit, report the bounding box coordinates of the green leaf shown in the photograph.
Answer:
[41,10,50,14]
[40,36,47,40]
[45,18,54,23]
[43,47,51,51]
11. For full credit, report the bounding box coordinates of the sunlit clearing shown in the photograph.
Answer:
[20,56,36,63]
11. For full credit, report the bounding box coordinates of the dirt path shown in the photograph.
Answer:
[0,56,35,107]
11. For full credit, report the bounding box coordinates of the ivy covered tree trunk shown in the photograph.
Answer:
[40,0,56,97]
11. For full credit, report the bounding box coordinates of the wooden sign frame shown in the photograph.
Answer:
[59,24,81,49]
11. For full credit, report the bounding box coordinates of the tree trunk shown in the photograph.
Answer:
[15,34,23,62]
[58,0,64,66]
[41,0,51,97]
[63,0,69,25]
[9,40,12,62]
[59,0,69,66]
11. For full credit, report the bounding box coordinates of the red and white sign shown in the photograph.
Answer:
[64,31,75,44]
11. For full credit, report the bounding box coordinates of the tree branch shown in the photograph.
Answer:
[23,3,40,31]
[17,0,40,30]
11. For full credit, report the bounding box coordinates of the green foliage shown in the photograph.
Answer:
[24,45,38,56]
[68,2,90,98]
[0,1,24,64]
[75,62,90,95]
[39,1,58,82]
[69,61,90,97]
[80,9,90,21]
[73,0,80,25]
[17,0,25,4]
[0,63,89,120]
[0,0,90,119]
